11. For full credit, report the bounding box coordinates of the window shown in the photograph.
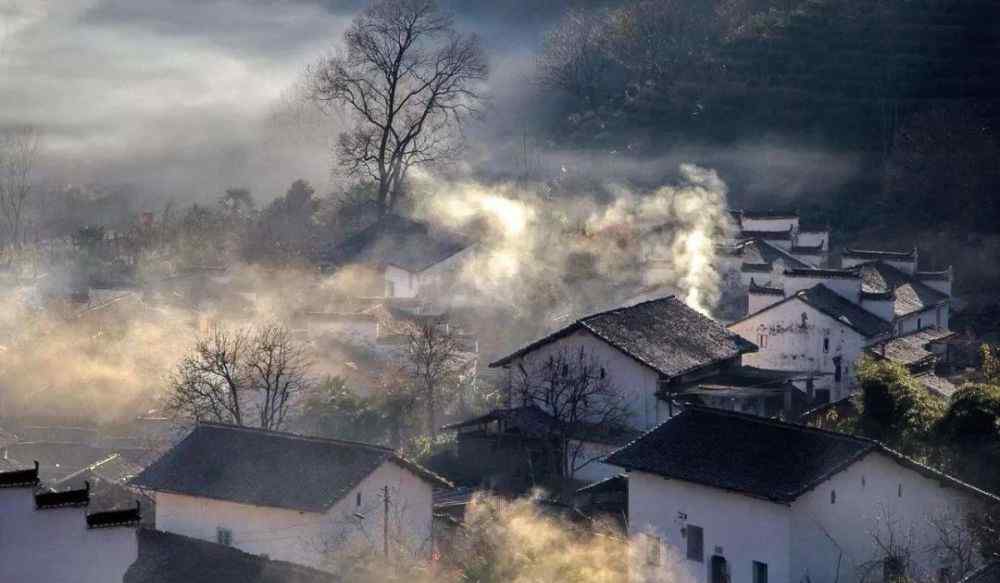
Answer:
[646,534,661,565]
[833,356,842,382]
[898,483,903,497]
[685,525,704,562]
[561,364,569,377]
[356,491,362,507]
[823,337,830,353]
[758,334,768,348]
[861,476,866,488]
[917,317,922,330]
[600,367,606,379]
[753,561,769,583]
[216,527,233,546]
[830,490,836,504]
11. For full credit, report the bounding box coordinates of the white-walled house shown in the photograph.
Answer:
[0,462,140,582]
[607,408,999,583]
[131,423,451,573]
[489,296,759,431]
[321,214,472,300]
[729,284,892,402]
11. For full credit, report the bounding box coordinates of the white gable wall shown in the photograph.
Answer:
[796,230,830,250]
[628,471,792,583]
[783,274,860,303]
[416,245,474,296]
[741,217,799,233]
[729,297,872,400]
[896,304,950,335]
[790,452,987,583]
[0,487,137,583]
[385,265,419,298]
[154,460,434,572]
[504,329,664,431]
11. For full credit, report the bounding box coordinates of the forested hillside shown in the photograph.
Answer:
[533,0,1000,302]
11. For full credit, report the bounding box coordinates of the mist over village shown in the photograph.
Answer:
[1,1,1000,582]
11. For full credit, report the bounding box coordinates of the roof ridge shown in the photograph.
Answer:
[579,295,678,323]
[681,405,877,446]
[196,422,396,454]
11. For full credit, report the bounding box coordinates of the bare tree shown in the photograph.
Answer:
[515,348,628,478]
[310,0,488,218]
[168,323,310,431]
[0,126,39,250]
[404,320,474,439]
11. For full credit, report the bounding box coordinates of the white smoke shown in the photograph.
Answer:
[411,163,733,318]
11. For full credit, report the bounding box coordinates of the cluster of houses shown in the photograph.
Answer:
[0,209,993,583]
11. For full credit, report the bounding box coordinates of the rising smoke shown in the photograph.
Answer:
[412,164,733,319]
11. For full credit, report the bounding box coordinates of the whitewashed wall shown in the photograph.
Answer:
[782,274,860,303]
[628,471,793,583]
[842,256,917,274]
[741,217,799,233]
[568,440,622,483]
[790,452,987,583]
[895,304,949,335]
[154,460,434,572]
[748,290,785,314]
[0,487,137,583]
[505,329,664,431]
[417,246,474,296]
[860,296,895,322]
[729,297,873,400]
[385,265,419,298]
[796,230,829,250]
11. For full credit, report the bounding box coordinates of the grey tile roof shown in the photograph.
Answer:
[852,261,950,318]
[490,296,757,378]
[605,407,1000,504]
[843,248,916,262]
[867,327,955,368]
[322,214,469,273]
[916,373,958,399]
[125,529,339,583]
[740,229,792,241]
[131,423,450,513]
[732,239,810,269]
[442,406,640,446]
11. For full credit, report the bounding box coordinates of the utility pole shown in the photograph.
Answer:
[383,484,390,559]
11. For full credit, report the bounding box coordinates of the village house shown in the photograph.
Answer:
[730,209,831,265]
[320,214,473,300]
[606,407,999,583]
[0,461,141,582]
[131,423,450,573]
[866,327,958,398]
[440,404,640,487]
[489,296,762,431]
[729,283,893,403]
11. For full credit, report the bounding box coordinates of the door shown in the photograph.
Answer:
[710,555,729,583]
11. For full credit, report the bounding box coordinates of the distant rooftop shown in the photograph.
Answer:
[867,327,955,368]
[490,296,757,378]
[851,261,949,318]
[132,423,450,513]
[321,214,469,272]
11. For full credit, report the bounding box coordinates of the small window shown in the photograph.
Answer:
[753,561,769,583]
[861,476,866,488]
[217,527,233,546]
[600,367,606,379]
[646,534,661,565]
[758,334,768,348]
[917,317,922,330]
[561,364,569,377]
[823,337,830,353]
[830,490,836,504]
[356,492,362,507]
[898,484,903,498]
[686,525,704,562]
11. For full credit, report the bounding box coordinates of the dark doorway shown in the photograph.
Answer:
[710,555,730,583]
